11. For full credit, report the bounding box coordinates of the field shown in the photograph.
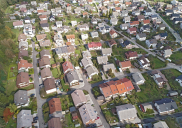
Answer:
[7,64,17,80]
[170,51,182,65]
[51,68,60,79]
[148,55,166,69]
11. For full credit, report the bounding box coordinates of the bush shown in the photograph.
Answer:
[146,109,154,114]
[92,87,102,98]
[83,90,89,95]
[28,68,34,75]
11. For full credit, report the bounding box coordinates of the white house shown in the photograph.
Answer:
[77,24,89,31]
[90,31,99,38]
[81,34,88,40]
[138,56,150,69]
[136,33,147,41]
[71,21,77,27]
[54,33,64,47]
[56,21,62,28]
[86,65,99,79]
[23,24,34,37]
[145,39,157,49]
[13,21,24,29]
[132,72,145,85]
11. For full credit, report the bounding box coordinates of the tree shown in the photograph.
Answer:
[102,13,106,17]
[28,68,34,74]
[7,103,17,113]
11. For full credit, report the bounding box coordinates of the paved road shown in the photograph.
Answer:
[32,41,46,128]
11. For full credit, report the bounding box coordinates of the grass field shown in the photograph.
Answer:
[51,68,60,79]
[5,78,17,95]
[59,95,74,111]
[8,64,18,79]
[148,55,166,69]
[170,51,182,65]
[21,84,34,90]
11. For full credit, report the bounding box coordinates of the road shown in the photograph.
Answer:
[143,0,182,43]
[32,41,46,128]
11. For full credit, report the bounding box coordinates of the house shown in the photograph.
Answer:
[173,18,182,24]
[125,1,132,6]
[81,57,93,69]
[102,48,112,56]
[103,63,116,73]
[49,15,55,22]
[145,39,157,48]
[170,14,180,20]
[81,34,88,40]
[13,21,24,28]
[41,68,52,81]
[48,118,62,128]
[39,15,48,21]
[19,41,28,50]
[16,72,29,88]
[55,46,74,59]
[153,19,162,25]
[150,14,158,21]
[121,10,128,17]
[54,33,64,47]
[114,7,121,12]
[108,39,117,48]
[72,112,78,121]
[142,20,150,25]
[159,33,168,40]
[136,33,147,41]
[82,51,91,58]
[71,90,87,108]
[74,7,81,15]
[132,10,140,16]
[138,56,150,69]
[39,40,51,47]
[62,61,74,74]
[120,23,129,30]
[125,51,138,60]
[99,82,113,99]
[176,75,182,87]
[109,30,118,38]
[163,49,172,58]
[83,12,88,17]
[36,34,46,41]
[40,50,51,59]
[14,90,29,107]
[127,27,137,34]
[130,21,139,27]
[150,70,168,88]
[66,35,75,45]
[121,40,133,49]
[65,70,79,87]
[91,18,97,25]
[24,17,31,23]
[153,121,169,128]
[137,15,145,21]
[165,10,173,16]
[18,59,33,72]
[123,16,130,23]
[77,24,89,31]
[139,7,144,11]
[44,78,56,94]
[156,24,166,30]
[41,23,50,32]
[79,104,97,127]
[97,56,108,65]
[39,56,50,68]
[132,72,145,85]
[110,18,118,25]
[140,24,150,32]
[86,65,99,79]
[139,103,153,112]
[18,50,28,59]
[56,21,62,28]
[116,104,137,121]
[18,34,27,42]
[98,23,111,34]
[49,98,62,115]
[119,61,132,70]
[31,1,37,6]
[23,24,34,37]
[144,10,152,16]
[88,42,102,50]
[17,110,33,128]
[90,31,99,38]
[154,98,178,115]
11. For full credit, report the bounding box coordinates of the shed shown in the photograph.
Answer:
[168,91,178,97]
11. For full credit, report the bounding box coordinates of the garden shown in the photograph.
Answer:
[59,95,74,111]
[92,86,102,98]
[7,65,18,80]
[170,51,182,65]
[42,102,49,123]
[148,55,166,69]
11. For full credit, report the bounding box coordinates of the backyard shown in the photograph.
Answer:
[5,78,17,95]
[92,86,102,98]
[59,95,74,111]
[21,84,34,91]
[42,102,49,123]
[148,55,166,69]
[21,98,37,114]
[7,64,18,80]
[62,113,82,128]
[51,68,60,79]
[170,51,182,65]
[127,73,168,104]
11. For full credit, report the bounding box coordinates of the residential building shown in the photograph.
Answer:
[90,31,99,38]
[56,21,62,28]
[103,64,116,73]
[163,49,172,58]
[66,35,75,45]
[55,46,74,58]
[119,61,132,70]
[14,90,29,107]
[18,50,28,59]
[13,21,24,28]
[18,59,33,72]
[144,10,152,16]
[109,30,118,38]
[176,75,182,86]
[48,118,62,128]
[44,78,56,94]
[71,21,77,27]
[41,68,52,81]
[139,103,153,112]
[97,56,108,65]
[102,48,112,56]
[110,18,118,25]
[108,39,117,47]
[82,51,92,58]
[41,23,50,32]
[138,56,150,69]
[65,70,79,87]
[24,17,31,23]
[62,61,74,74]
[121,40,133,49]
[16,72,29,88]
[17,110,33,128]
[91,18,97,24]
[145,39,157,49]
[40,49,51,59]
[130,21,139,27]
[39,40,51,47]
[18,34,27,42]
[137,15,145,21]
[79,104,97,127]
[19,41,28,50]
[36,34,46,41]
[120,23,129,30]
[85,65,99,79]
[87,42,102,51]
[153,121,169,128]
[77,24,89,31]
[116,104,137,121]
[154,98,178,115]
[81,34,88,40]
[39,15,48,21]
[54,33,64,47]
[136,33,147,41]
[132,72,145,85]
[39,57,50,68]
[23,24,34,37]
[156,24,166,30]
[142,20,150,25]
[150,70,168,88]
[49,98,62,114]
[74,7,81,15]
[125,51,138,60]
[71,90,87,108]
[127,27,137,34]
[140,24,150,33]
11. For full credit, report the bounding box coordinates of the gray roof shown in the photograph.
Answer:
[90,31,99,37]
[14,90,28,106]
[121,23,129,27]
[82,51,91,58]
[19,41,28,49]
[55,46,68,54]
[81,57,93,68]
[102,48,112,55]
[86,65,98,76]
[138,56,150,66]
[65,70,79,84]
[97,56,108,65]
[132,72,145,83]
[137,33,146,38]
[176,75,182,80]
[164,49,172,56]
[40,49,50,58]
[116,104,137,121]
[103,63,116,72]
[153,121,169,128]
[154,98,178,112]
[41,23,49,28]
[17,110,33,128]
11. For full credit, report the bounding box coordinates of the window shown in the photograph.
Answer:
[121,89,122,91]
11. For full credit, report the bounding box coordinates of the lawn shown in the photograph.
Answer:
[5,78,18,95]
[21,98,37,114]
[62,113,82,128]
[148,55,166,69]
[127,73,168,104]
[89,74,103,84]
[170,51,182,65]
[21,84,34,90]
[42,102,49,123]
[4,118,16,128]
[61,79,70,92]
[165,117,180,128]
[161,69,182,91]
[59,95,74,111]
[7,64,18,79]
[51,68,60,79]
[92,86,102,98]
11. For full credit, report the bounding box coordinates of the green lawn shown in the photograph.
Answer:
[148,55,166,69]
[5,22,13,28]
[42,102,49,123]
[21,98,37,114]
[127,73,168,104]
[61,79,70,92]
[161,69,182,91]
[135,105,155,119]
[92,86,102,98]
[170,51,182,65]
[7,64,18,79]
[59,95,74,111]
[20,84,34,90]
[165,117,180,128]
[5,78,18,95]
[4,118,16,128]
[51,68,60,79]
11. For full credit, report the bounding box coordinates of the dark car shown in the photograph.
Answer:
[34,117,38,121]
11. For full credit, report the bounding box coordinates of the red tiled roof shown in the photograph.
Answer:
[119,78,134,92]
[88,42,102,48]
[125,51,138,58]
[107,81,118,95]
[37,10,44,13]
[130,21,139,25]
[62,61,74,73]
[109,30,117,35]
[143,20,150,24]
[99,83,113,98]
[18,59,33,70]
[83,12,88,15]
[115,7,121,10]
[49,98,62,114]
[125,2,131,5]
[120,61,132,68]
[66,35,75,39]
[39,15,47,19]
[13,21,23,26]
[128,27,137,32]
